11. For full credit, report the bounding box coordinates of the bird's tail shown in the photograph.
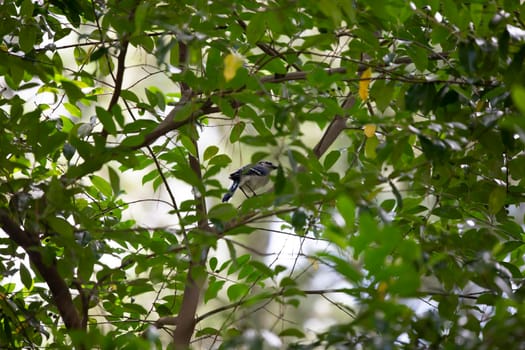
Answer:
[222,181,239,202]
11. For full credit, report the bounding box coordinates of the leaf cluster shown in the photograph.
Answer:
[2,0,525,349]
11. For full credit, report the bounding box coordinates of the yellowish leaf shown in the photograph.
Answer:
[359,67,372,100]
[364,134,378,159]
[364,124,376,138]
[377,281,388,300]
[223,53,244,82]
[475,100,485,112]
[308,256,320,271]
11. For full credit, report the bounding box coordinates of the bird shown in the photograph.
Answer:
[222,161,278,202]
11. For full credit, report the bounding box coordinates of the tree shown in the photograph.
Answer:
[1,0,525,348]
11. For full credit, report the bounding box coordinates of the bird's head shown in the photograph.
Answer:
[258,161,278,170]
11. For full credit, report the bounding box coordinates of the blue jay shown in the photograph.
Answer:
[222,161,278,202]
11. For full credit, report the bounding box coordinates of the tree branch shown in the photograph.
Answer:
[99,1,138,140]
[171,267,202,348]
[170,40,212,349]
[101,39,129,139]
[138,91,195,148]
[0,209,82,331]
[137,51,453,149]
[195,287,365,324]
[313,94,355,158]
[172,142,211,348]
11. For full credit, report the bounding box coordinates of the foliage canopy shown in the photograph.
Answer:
[2,0,525,348]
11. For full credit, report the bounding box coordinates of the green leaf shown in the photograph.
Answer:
[208,203,237,221]
[179,134,197,157]
[432,205,462,219]
[279,328,306,338]
[78,252,94,281]
[122,302,148,315]
[318,253,361,283]
[89,47,107,62]
[64,102,81,118]
[172,166,200,188]
[133,2,150,34]
[209,257,218,271]
[47,217,74,237]
[209,154,231,167]
[130,34,154,53]
[370,79,394,112]
[280,277,296,288]
[364,135,378,159]
[20,0,34,18]
[488,186,506,215]
[227,283,249,302]
[229,121,245,143]
[265,11,284,36]
[282,288,306,297]
[96,106,116,135]
[90,175,113,198]
[196,327,220,337]
[246,13,266,44]
[120,135,145,148]
[205,48,222,88]
[323,150,340,170]
[120,89,140,103]
[108,166,121,196]
[123,119,156,133]
[496,241,524,259]
[113,104,126,127]
[405,83,437,114]
[249,261,274,278]
[389,265,420,297]
[145,87,158,107]
[351,213,377,256]
[61,81,84,103]
[336,195,355,228]
[203,145,219,161]
[291,209,308,232]
[142,169,159,185]
[476,293,497,306]
[149,265,164,284]
[172,103,195,122]
[388,180,403,210]
[155,87,167,111]
[99,55,115,76]
[19,25,37,53]
[511,85,525,114]
[318,0,342,25]
[418,135,447,161]
[204,279,225,303]
[20,263,33,290]
[499,261,522,279]
[274,163,286,194]
[232,254,251,272]
[9,62,24,89]
[407,45,429,71]
[498,220,523,239]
